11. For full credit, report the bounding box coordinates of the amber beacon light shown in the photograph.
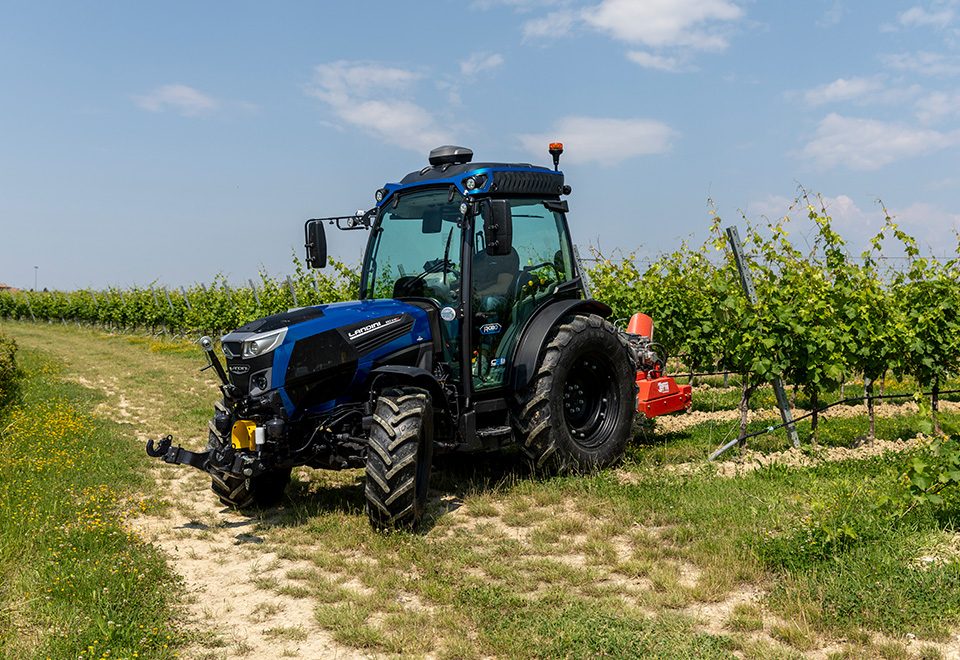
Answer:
[549,142,564,171]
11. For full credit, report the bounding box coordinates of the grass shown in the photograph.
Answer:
[0,346,182,658]
[727,603,764,632]
[4,320,960,657]
[255,447,960,655]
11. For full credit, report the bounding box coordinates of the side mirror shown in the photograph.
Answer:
[483,199,513,256]
[304,219,327,269]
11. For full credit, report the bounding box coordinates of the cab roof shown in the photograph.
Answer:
[375,148,566,207]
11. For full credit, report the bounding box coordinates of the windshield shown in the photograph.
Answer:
[362,188,464,304]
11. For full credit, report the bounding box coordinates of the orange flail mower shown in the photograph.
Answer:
[624,312,693,419]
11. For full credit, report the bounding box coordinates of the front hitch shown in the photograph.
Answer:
[146,435,211,471]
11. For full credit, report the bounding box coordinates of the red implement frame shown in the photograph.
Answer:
[636,371,692,419]
[625,312,692,419]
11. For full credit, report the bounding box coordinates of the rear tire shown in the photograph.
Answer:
[365,388,434,530]
[206,432,291,509]
[514,314,636,472]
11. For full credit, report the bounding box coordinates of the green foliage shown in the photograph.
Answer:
[586,191,960,438]
[0,331,19,409]
[757,483,894,568]
[896,435,960,514]
[890,224,960,433]
[750,453,960,638]
[0,257,358,336]
[893,238,960,387]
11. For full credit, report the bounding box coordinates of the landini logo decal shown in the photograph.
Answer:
[347,316,404,341]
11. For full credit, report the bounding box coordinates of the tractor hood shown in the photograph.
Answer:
[221,299,434,415]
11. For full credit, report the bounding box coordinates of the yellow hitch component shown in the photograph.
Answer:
[231,420,257,451]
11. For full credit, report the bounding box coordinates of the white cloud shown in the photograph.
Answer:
[472,0,562,11]
[927,175,960,190]
[882,51,960,76]
[626,51,686,72]
[898,4,955,28]
[134,84,218,117]
[518,116,676,165]
[749,193,960,250]
[802,77,886,106]
[802,113,960,170]
[517,0,743,71]
[582,0,742,51]
[747,193,881,251]
[745,194,793,222]
[747,194,873,229]
[305,61,454,153]
[915,90,960,122]
[796,77,922,107]
[522,10,576,39]
[818,2,844,28]
[893,202,960,237]
[308,61,420,103]
[459,52,505,77]
[822,194,876,228]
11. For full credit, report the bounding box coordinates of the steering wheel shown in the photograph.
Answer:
[395,259,461,301]
[405,258,460,289]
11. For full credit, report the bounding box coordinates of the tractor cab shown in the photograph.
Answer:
[361,146,581,393]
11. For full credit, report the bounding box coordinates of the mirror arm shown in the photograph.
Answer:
[307,210,375,232]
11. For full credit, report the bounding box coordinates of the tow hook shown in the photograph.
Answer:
[146,435,210,470]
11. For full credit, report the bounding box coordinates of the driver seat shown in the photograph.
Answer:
[473,248,519,300]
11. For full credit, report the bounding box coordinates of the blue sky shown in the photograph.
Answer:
[2,0,959,290]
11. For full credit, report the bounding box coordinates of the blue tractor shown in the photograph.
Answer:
[148,144,641,530]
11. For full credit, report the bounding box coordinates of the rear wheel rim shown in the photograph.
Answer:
[561,352,618,449]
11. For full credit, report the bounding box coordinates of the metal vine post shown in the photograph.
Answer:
[709,226,799,461]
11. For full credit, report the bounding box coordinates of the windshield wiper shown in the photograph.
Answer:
[442,226,454,284]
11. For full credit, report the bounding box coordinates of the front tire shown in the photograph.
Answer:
[207,432,291,509]
[365,388,434,530]
[514,314,636,472]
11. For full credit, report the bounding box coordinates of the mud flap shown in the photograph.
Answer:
[146,435,211,471]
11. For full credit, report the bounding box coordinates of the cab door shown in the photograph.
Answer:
[469,199,578,391]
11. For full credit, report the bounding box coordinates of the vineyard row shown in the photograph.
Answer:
[2,197,959,438]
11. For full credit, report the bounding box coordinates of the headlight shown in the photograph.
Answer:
[242,328,287,358]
